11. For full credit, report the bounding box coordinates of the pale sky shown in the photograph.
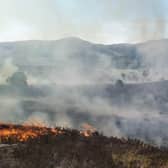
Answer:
[0,0,167,43]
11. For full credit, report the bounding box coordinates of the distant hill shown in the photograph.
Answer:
[0,37,139,68]
[0,37,167,84]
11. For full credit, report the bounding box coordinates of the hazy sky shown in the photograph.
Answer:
[0,0,168,43]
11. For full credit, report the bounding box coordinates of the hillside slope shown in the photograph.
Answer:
[0,126,168,168]
[0,38,167,84]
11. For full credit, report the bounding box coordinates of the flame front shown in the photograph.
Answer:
[0,123,96,143]
[0,123,63,142]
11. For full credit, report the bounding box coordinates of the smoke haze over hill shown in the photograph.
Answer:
[0,38,168,146]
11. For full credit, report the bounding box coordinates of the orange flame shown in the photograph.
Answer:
[0,123,62,142]
[0,122,96,143]
[80,123,96,137]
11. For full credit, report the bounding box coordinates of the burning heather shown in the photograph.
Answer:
[80,123,97,137]
[0,123,96,143]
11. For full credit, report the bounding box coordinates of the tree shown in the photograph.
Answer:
[7,71,27,87]
[115,79,124,88]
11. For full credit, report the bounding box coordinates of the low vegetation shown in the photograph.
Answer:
[0,126,168,168]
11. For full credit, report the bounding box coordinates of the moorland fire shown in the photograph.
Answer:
[0,123,95,143]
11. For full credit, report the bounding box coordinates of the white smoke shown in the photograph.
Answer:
[0,39,168,147]
[0,58,18,84]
